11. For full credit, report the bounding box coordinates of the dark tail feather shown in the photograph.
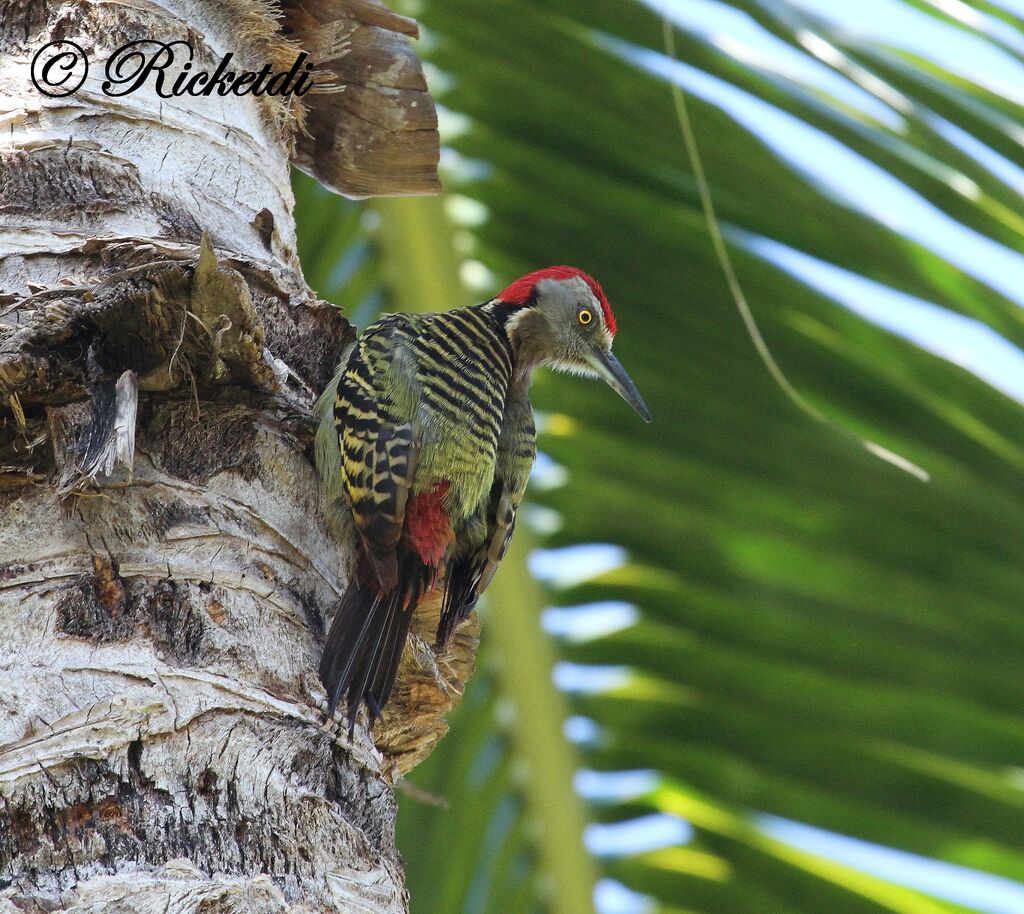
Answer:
[319,584,382,716]
[370,596,417,711]
[320,565,429,733]
[357,574,426,729]
[437,556,478,648]
[346,585,402,733]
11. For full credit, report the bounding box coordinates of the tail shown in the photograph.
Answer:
[319,559,429,734]
[437,554,480,648]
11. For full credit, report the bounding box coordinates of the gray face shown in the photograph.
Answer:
[533,275,614,373]
[532,277,651,423]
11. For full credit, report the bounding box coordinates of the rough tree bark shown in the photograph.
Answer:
[0,2,477,911]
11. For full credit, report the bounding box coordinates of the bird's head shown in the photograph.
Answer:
[496,266,651,422]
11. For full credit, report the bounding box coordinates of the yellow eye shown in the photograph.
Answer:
[578,309,593,326]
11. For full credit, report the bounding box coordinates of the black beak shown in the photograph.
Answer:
[589,347,652,423]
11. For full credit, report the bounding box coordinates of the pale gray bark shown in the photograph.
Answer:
[0,2,467,912]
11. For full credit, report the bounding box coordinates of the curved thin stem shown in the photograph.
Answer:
[661,11,929,483]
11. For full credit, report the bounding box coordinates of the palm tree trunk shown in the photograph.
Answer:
[0,2,453,910]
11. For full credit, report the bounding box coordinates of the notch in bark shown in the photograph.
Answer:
[42,236,279,492]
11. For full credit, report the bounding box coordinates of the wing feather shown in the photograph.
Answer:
[316,315,421,590]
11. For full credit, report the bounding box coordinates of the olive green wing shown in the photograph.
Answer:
[314,314,421,589]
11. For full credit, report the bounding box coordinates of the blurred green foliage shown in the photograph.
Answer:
[295,1,1024,911]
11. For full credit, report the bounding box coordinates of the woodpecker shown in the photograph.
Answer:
[314,266,650,731]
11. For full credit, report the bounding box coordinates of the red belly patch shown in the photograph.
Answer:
[405,482,454,567]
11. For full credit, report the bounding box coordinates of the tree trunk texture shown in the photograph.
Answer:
[0,2,473,912]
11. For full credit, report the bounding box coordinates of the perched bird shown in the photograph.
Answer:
[314,266,650,731]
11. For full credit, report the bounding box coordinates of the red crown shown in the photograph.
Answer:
[497,266,616,335]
